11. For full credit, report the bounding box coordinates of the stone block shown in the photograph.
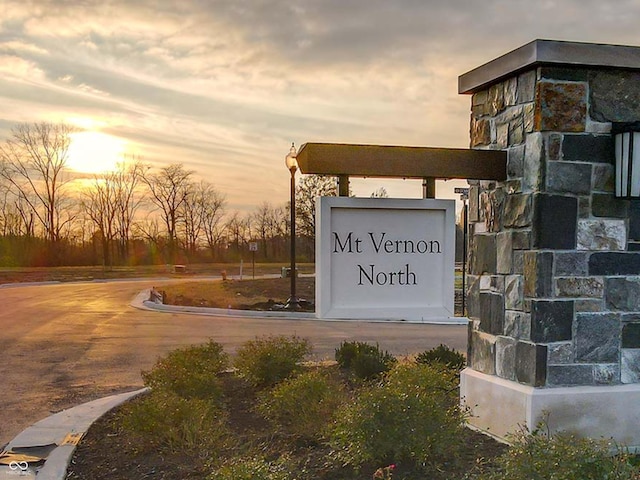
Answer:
[630,242,640,251]
[490,275,505,293]
[579,197,591,219]
[479,275,491,291]
[511,230,531,250]
[562,134,614,163]
[496,336,517,381]
[540,67,589,82]
[472,90,488,106]
[496,122,509,149]
[509,120,524,146]
[590,70,640,123]
[489,83,505,116]
[577,219,626,251]
[555,276,604,298]
[524,103,535,133]
[505,179,522,194]
[592,164,615,193]
[533,194,577,249]
[546,161,592,195]
[471,118,491,147]
[547,133,562,160]
[622,323,640,348]
[515,341,547,387]
[505,275,523,310]
[471,234,497,275]
[469,329,496,375]
[479,292,505,335]
[469,186,480,222]
[592,194,628,218]
[513,251,524,274]
[555,252,588,276]
[590,252,640,275]
[585,119,612,134]
[524,251,553,298]
[575,299,603,312]
[534,81,587,132]
[517,70,536,103]
[523,133,544,192]
[630,203,640,241]
[621,349,640,384]
[547,365,594,386]
[466,275,480,319]
[503,194,532,228]
[505,77,518,106]
[575,313,620,363]
[606,277,640,311]
[530,300,574,343]
[504,310,531,340]
[594,364,619,385]
[507,144,525,179]
[548,342,573,364]
[496,232,513,274]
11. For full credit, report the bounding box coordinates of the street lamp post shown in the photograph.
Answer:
[285,143,299,310]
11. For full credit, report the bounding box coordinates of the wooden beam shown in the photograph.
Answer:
[296,143,506,181]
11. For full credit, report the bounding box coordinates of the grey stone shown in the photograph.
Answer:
[490,275,505,293]
[496,232,513,274]
[505,275,524,310]
[523,103,535,133]
[479,292,505,335]
[585,119,612,134]
[630,242,640,251]
[575,313,620,363]
[533,194,578,250]
[530,300,574,342]
[548,342,573,364]
[590,253,640,275]
[621,349,640,383]
[555,252,588,276]
[547,365,594,386]
[517,70,536,103]
[592,164,615,193]
[622,323,640,348]
[524,251,553,298]
[505,77,518,106]
[489,83,505,116]
[504,179,522,194]
[555,277,604,298]
[496,122,509,149]
[466,275,480,319]
[513,251,524,274]
[547,133,562,161]
[546,162,592,195]
[523,133,544,192]
[504,310,531,340]
[579,196,591,219]
[561,134,614,163]
[471,118,491,146]
[507,144,525,179]
[472,90,488,107]
[469,186,480,222]
[471,234,497,275]
[515,341,547,387]
[592,194,628,218]
[469,329,496,375]
[606,277,640,311]
[622,314,640,322]
[577,219,626,251]
[509,118,524,146]
[540,67,589,82]
[590,70,640,123]
[512,230,531,250]
[630,203,640,240]
[575,299,603,312]
[503,194,532,228]
[496,336,517,381]
[594,364,619,385]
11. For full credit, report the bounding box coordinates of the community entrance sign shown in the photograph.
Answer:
[316,197,458,322]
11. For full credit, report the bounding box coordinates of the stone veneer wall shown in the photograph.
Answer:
[467,66,640,388]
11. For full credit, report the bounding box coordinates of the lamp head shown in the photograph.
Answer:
[285,143,298,172]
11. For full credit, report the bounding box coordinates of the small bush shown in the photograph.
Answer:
[142,340,228,400]
[209,456,290,480]
[257,369,346,440]
[330,362,465,471]
[234,335,312,387]
[415,344,466,371]
[120,390,230,454]
[476,427,640,480]
[335,341,396,380]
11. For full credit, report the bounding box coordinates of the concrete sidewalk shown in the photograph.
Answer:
[0,389,147,480]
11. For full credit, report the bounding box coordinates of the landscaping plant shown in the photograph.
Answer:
[415,343,466,371]
[335,341,397,380]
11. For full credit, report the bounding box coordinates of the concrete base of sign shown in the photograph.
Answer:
[461,368,640,449]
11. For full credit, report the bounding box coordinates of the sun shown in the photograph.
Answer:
[66,131,127,174]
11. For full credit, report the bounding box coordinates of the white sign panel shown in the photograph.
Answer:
[316,197,456,322]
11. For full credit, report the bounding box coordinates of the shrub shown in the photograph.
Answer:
[476,427,640,480]
[335,341,396,380]
[209,456,290,480]
[330,362,465,471]
[234,335,312,387]
[120,390,229,454]
[257,369,346,440]
[415,344,466,371]
[142,340,228,401]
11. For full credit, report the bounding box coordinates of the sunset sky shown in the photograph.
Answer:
[1,1,639,212]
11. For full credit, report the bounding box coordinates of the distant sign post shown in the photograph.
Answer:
[249,242,258,279]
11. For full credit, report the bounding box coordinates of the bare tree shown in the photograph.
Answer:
[200,184,226,261]
[81,174,118,268]
[181,180,226,259]
[141,163,193,263]
[113,158,145,262]
[0,122,75,251]
[295,174,337,238]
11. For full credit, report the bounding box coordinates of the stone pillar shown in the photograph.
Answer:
[459,40,640,446]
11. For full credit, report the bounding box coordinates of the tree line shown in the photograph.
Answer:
[0,122,336,267]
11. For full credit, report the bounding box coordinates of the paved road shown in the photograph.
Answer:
[0,279,467,447]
